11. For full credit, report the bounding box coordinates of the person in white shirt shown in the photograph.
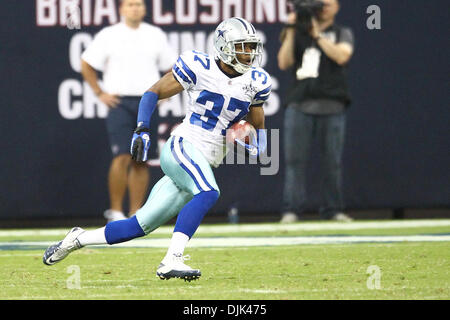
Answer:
[81,0,176,222]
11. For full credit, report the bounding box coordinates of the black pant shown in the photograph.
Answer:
[106,97,159,158]
[282,106,346,219]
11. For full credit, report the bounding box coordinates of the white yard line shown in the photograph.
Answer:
[0,234,449,250]
[196,220,450,233]
[0,219,449,237]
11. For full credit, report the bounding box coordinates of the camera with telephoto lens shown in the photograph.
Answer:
[289,0,325,34]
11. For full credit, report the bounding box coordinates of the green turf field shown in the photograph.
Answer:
[0,220,449,300]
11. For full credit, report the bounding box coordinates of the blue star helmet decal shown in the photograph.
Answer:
[217,29,226,38]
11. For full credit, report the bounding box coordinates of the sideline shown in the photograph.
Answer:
[1,234,449,250]
[0,219,449,237]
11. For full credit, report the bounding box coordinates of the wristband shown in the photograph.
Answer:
[256,129,267,155]
[137,91,159,128]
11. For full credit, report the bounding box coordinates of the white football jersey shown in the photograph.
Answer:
[171,50,272,167]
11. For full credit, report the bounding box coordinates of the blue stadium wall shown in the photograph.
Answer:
[0,0,448,221]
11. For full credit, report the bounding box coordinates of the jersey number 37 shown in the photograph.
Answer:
[190,90,250,135]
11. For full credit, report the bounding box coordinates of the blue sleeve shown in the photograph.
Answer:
[137,91,158,128]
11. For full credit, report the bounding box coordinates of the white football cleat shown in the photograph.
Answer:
[156,253,201,282]
[43,227,85,265]
[104,209,127,222]
[331,212,353,222]
[280,212,299,224]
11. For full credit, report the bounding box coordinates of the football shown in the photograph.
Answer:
[226,120,256,145]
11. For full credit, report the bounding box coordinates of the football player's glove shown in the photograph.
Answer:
[235,128,267,158]
[130,126,151,162]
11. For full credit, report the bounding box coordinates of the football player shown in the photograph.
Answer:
[43,17,272,281]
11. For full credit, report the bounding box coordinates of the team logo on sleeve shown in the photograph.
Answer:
[243,82,258,96]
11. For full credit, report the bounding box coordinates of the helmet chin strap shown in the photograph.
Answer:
[231,51,253,74]
[226,58,250,74]
[219,54,248,74]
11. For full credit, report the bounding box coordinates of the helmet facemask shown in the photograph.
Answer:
[227,40,263,74]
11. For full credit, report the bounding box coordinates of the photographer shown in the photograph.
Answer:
[278,0,354,222]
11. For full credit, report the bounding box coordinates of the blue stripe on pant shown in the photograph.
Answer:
[172,137,215,191]
[169,136,218,194]
[170,137,205,192]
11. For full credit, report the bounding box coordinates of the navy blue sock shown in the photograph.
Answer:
[104,215,145,245]
[174,190,219,238]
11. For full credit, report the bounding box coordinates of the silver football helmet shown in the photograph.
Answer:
[214,17,263,74]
